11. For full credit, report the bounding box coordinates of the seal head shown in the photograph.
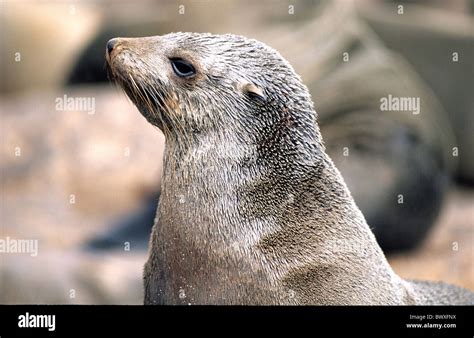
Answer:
[106,32,321,152]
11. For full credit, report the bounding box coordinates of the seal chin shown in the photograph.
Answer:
[123,81,167,129]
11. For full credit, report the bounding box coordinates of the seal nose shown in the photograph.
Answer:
[106,38,119,55]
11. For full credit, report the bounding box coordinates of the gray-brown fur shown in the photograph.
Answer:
[106,32,473,305]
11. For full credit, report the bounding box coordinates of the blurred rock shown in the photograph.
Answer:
[0,2,100,93]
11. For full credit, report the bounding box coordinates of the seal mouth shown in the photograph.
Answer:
[106,56,170,130]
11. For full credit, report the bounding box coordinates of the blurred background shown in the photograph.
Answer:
[1,0,473,304]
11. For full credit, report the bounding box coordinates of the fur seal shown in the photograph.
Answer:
[74,0,467,252]
[106,32,473,305]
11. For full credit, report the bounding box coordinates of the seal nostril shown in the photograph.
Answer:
[107,38,119,55]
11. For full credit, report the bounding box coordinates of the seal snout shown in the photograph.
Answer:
[106,38,121,61]
[107,38,119,55]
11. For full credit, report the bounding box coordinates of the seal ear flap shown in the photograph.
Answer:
[242,82,266,102]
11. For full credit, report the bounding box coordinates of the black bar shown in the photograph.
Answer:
[0,305,472,337]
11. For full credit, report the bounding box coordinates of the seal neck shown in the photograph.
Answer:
[154,105,409,303]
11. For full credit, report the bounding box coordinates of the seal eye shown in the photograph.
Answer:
[170,58,196,78]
